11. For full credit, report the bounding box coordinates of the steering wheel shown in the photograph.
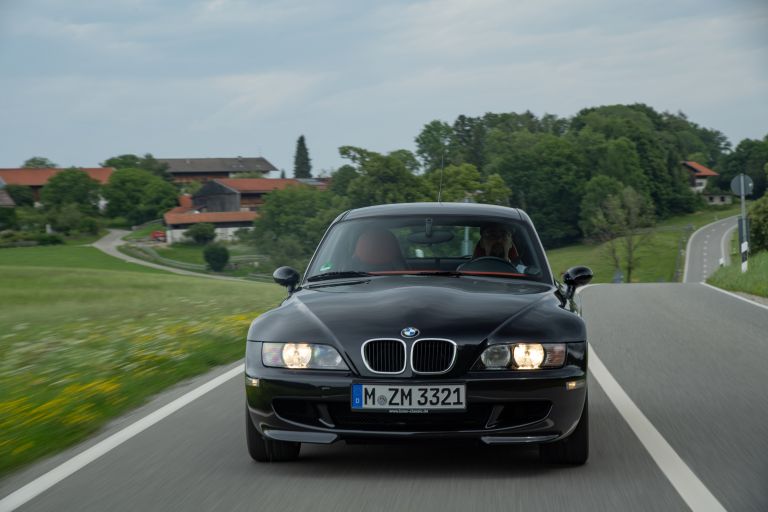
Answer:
[457,256,518,273]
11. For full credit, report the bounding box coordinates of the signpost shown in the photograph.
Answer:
[730,174,754,273]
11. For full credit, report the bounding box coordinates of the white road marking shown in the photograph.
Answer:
[578,285,727,511]
[683,216,737,283]
[719,224,737,267]
[701,282,768,312]
[588,344,727,512]
[0,364,245,512]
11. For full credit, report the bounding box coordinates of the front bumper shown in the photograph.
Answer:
[245,342,587,445]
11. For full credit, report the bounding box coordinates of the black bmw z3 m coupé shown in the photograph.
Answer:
[244,202,593,464]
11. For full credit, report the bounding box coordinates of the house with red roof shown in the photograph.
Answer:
[194,178,301,212]
[163,178,320,243]
[681,161,732,205]
[0,167,114,202]
[156,157,277,184]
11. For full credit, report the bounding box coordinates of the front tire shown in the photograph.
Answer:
[540,394,589,465]
[245,407,301,462]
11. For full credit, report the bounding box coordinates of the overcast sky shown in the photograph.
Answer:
[1,0,766,175]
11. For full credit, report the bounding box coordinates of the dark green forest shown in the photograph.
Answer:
[249,103,766,270]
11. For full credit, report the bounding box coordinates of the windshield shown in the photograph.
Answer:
[305,215,551,284]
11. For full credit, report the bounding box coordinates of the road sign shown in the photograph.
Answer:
[731,174,754,196]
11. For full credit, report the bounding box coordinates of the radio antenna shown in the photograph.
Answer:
[437,149,445,203]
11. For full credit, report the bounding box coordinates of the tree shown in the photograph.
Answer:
[48,203,100,235]
[328,165,359,196]
[6,185,34,207]
[204,244,230,271]
[748,194,768,253]
[476,173,511,206]
[184,223,216,245]
[485,132,587,248]
[40,168,101,213]
[280,169,286,179]
[344,151,430,209]
[22,157,57,168]
[423,163,482,202]
[415,120,452,172]
[103,168,178,224]
[0,208,16,230]
[578,175,625,237]
[714,135,768,199]
[293,135,312,178]
[251,185,346,270]
[102,153,171,181]
[585,186,655,282]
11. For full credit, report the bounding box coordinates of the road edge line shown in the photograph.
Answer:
[719,224,737,267]
[0,364,244,512]
[700,282,768,312]
[587,346,727,512]
[578,285,726,511]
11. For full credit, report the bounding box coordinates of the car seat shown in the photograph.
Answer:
[352,228,407,271]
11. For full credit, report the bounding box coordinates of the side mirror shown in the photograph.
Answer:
[562,266,593,300]
[273,266,300,293]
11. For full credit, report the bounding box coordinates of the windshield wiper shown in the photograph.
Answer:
[306,271,372,282]
[403,270,527,279]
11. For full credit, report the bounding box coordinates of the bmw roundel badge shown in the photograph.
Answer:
[401,327,419,338]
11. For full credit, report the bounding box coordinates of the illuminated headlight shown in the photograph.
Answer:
[476,343,566,370]
[262,342,349,370]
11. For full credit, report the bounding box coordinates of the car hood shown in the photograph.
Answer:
[248,275,584,346]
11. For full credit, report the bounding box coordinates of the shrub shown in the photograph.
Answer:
[204,244,229,271]
[184,223,216,245]
[749,195,768,253]
[36,233,64,245]
[0,208,17,230]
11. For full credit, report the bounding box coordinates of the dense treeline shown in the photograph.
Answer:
[250,103,767,270]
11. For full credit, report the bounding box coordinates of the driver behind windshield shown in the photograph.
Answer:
[474,224,528,273]
[475,224,517,260]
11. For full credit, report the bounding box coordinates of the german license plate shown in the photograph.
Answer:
[351,383,466,411]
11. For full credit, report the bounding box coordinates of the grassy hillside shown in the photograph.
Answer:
[0,245,284,475]
[546,205,740,283]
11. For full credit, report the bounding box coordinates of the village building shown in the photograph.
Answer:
[681,161,732,205]
[157,157,277,184]
[163,178,322,242]
[193,178,301,212]
[0,168,114,202]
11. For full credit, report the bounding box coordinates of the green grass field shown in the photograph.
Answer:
[0,245,284,475]
[124,221,163,241]
[707,251,768,297]
[546,205,741,283]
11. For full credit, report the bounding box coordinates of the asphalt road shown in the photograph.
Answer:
[92,230,245,282]
[3,227,767,511]
[684,216,738,283]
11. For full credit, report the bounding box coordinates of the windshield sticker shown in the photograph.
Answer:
[320,261,333,272]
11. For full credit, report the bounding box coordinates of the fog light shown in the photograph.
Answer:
[566,380,585,391]
[282,343,312,368]
[245,376,260,387]
[512,343,545,369]
[480,345,511,369]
